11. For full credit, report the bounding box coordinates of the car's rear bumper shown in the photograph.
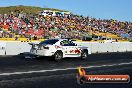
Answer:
[30,49,55,56]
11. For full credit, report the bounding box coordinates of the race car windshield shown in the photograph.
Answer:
[39,39,59,45]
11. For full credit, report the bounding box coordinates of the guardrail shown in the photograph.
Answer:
[0,41,132,55]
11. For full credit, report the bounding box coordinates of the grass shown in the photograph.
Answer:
[0,5,68,15]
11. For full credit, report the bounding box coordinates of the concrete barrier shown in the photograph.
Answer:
[124,42,132,52]
[117,42,127,52]
[129,43,132,51]
[91,43,100,53]
[105,43,114,52]
[0,41,6,55]
[97,43,108,53]
[5,42,32,55]
[0,41,132,55]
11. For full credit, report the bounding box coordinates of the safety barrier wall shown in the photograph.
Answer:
[5,42,31,55]
[0,41,6,55]
[74,42,132,53]
[0,41,132,55]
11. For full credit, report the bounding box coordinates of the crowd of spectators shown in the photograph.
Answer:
[0,12,132,40]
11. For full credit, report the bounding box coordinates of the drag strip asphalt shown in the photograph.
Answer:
[0,52,132,73]
[0,52,132,88]
[0,61,132,76]
[0,61,132,88]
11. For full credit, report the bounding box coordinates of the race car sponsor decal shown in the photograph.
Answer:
[75,50,81,54]
[69,49,81,54]
[70,50,74,53]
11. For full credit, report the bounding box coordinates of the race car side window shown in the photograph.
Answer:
[60,40,69,46]
[68,41,77,46]
[60,40,76,46]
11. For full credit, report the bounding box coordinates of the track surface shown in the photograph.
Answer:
[0,52,132,88]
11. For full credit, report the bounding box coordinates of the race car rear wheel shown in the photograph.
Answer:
[81,50,88,60]
[54,51,63,61]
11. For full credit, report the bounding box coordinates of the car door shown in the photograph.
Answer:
[61,40,80,56]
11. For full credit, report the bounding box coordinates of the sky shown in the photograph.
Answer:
[0,0,132,22]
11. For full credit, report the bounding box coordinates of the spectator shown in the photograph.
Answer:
[0,11,131,40]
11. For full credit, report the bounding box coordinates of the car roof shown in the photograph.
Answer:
[49,38,68,41]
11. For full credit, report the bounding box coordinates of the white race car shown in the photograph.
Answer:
[28,39,91,61]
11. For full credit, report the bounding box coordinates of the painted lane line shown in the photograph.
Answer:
[0,62,132,76]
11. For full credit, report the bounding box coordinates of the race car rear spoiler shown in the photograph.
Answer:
[28,43,39,46]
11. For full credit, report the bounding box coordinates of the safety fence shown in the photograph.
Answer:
[0,41,132,55]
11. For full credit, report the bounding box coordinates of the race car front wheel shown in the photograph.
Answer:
[81,50,88,60]
[54,51,63,61]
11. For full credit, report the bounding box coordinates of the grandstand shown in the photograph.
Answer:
[0,6,131,42]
